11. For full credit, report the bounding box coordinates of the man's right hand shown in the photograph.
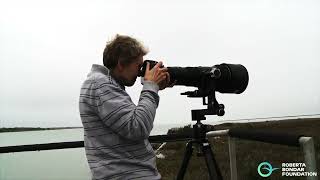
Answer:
[144,61,170,90]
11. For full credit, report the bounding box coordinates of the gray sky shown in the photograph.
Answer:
[1,0,319,127]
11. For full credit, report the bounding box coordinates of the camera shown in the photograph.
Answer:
[138,60,249,94]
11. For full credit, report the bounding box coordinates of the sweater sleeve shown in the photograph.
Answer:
[95,80,159,141]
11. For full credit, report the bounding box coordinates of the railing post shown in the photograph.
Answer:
[299,137,318,180]
[228,136,237,180]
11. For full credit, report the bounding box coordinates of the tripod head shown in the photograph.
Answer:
[181,90,225,122]
[181,73,225,122]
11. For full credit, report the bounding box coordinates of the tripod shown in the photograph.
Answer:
[177,90,224,180]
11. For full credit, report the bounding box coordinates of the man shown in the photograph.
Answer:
[79,34,170,180]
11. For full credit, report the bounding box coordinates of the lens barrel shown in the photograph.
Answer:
[138,60,249,94]
[214,64,249,94]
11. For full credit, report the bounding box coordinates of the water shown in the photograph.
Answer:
[0,124,183,180]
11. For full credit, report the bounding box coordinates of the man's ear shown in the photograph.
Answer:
[116,61,124,72]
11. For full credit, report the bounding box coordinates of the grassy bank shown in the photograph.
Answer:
[155,118,320,180]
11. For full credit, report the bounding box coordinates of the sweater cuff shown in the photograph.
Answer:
[142,81,159,94]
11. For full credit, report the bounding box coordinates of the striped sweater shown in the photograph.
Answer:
[79,64,161,180]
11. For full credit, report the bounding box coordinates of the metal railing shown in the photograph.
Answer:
[207,129,318,180]
[0,134,192,153]
[0,129,318,180]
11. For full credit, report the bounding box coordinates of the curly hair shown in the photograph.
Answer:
[103,34,148,69]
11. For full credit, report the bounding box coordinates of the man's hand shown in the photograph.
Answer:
[144,61,171,90]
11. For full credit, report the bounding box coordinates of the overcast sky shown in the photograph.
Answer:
[1,0,319,127]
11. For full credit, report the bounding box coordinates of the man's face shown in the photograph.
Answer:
[120,56,144,86]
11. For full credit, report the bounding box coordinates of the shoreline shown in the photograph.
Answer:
[1,117,319,133]
[0,127,83,133]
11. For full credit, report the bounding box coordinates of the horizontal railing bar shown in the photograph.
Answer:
[206,130,229,137]
[207,129,306,147]
[0,133,192,154]
[0,128,310,153]
[228,128,303,147]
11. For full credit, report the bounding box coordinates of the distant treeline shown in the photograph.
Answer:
[0,127,82,133]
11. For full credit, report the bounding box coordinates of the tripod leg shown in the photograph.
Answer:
[202,142,223,180]
[177,141,194,180]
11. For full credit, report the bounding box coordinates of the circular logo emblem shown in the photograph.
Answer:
[257,162,279,177]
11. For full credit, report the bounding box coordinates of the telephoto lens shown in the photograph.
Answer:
[138,60,249,94]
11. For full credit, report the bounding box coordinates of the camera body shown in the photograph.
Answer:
[137,60,163,77]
